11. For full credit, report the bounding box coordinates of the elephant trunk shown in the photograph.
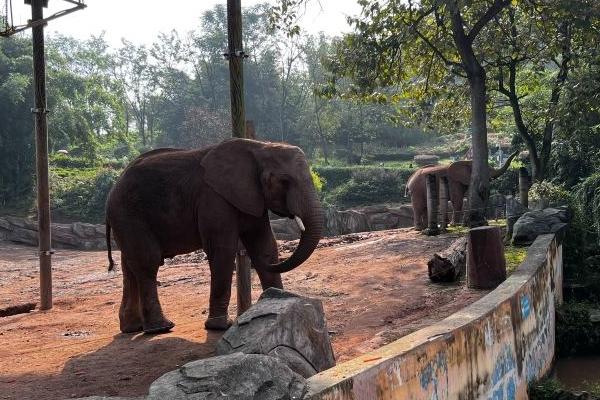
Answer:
[258,185,324,274]
[490,150,520,179]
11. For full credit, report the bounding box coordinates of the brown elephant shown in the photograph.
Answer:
[105,138,324,334]
[406,151,519,229]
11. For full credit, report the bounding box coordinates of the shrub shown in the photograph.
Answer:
[51,167,120,223]
[310,168,324,193]
[49,153,97,169]
[312,166,353,190]
[324,168,411,207]
[529,181,572,208]
[575,173,600,244]
[556,302,600,357]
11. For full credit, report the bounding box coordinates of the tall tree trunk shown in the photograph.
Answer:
[468,70,490,227]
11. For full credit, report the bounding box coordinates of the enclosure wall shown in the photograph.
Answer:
[306,232,563,399]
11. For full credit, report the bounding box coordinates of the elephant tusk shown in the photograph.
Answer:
[294,216,306,232]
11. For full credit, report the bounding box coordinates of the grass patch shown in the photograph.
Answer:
[505,245,528,274]
[529,377,600,399]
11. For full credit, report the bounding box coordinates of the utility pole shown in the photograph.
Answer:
[1,0,86,310]
[31,0,52,310]
[226,0,252,315]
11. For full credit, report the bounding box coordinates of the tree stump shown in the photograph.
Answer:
[428,236,467,282]
[467,226,506,289]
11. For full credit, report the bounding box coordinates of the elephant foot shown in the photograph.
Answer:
[120,320,143,334]
[143,318,175,335]
[119,312,143,334]
[204,315,233,331]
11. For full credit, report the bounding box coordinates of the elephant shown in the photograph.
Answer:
[406,151,519,229]
[105,138,324,334]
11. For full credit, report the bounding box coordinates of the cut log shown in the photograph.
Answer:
[467,226,507,289]
[428,236,467,282]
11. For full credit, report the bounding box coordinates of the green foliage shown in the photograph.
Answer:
[556,302,600,357]
[505,245,528,275]
[323,168,411,208]
[575,173,600,245]
[528,379,564,400]
[50,167,120,223]
[310,168,323,193]
[49,153,97,169]
[529,181,572,208]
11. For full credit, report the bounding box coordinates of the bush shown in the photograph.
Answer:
[490,168,519,196]
[324,168,412,208]
[529,181,572,208]
[556,302,600,357]
[310,168,324,193]
[575,173,600,244]
[51,167,120,223]
[312,166,353,190]
[49,153,97,169]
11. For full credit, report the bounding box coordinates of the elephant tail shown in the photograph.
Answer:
[106,221,115,272]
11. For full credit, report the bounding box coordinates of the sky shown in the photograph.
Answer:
[7,0,362,46]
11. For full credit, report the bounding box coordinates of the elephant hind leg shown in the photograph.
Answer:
[120,233,174,334]
[119,258,143,334]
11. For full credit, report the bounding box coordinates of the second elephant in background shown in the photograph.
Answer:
[406,151,519,229]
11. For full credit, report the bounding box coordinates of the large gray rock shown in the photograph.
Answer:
[147,353,306,400]
[216,288,335,378]
[512,207,570,245]
[505,195,529,240]
[361,205,413,231]
[270,218,301,241]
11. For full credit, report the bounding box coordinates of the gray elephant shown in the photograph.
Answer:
[105,138,324,334]
[406,151,518,229]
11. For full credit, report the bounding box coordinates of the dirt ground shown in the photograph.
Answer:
[0,228,488,400]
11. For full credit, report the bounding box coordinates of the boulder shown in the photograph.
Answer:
[363,205,413,231]
[512,207,570,246]
[147,353,306,400]
[324,208,370,236]
[270,218,301,241]
[216,288,335,378]
[487,193,507,220]
[505,195,529,240]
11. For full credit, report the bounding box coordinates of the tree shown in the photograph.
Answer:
[489,0,600,182]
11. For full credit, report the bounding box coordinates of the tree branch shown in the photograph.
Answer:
[467,0,511,43]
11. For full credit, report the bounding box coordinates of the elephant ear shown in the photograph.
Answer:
[201,139,265,217]
[448,161,472,186]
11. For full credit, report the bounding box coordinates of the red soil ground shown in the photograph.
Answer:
[0,228,487,400]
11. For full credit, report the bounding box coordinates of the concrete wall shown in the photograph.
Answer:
[306,233,563,400]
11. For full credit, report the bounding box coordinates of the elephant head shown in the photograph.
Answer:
[201,138,324,274]
[447,150,520,185]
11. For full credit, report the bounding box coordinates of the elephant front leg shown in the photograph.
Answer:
[205,248,236,331]
[240,223,283,290]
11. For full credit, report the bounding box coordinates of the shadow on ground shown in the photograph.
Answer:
[1,331,222,400]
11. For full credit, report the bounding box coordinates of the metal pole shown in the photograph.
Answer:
[439,176,449,231]
[31,0,52,310]
[227,0,252,316]
[425,174,440,236]
[227,0,245,138]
